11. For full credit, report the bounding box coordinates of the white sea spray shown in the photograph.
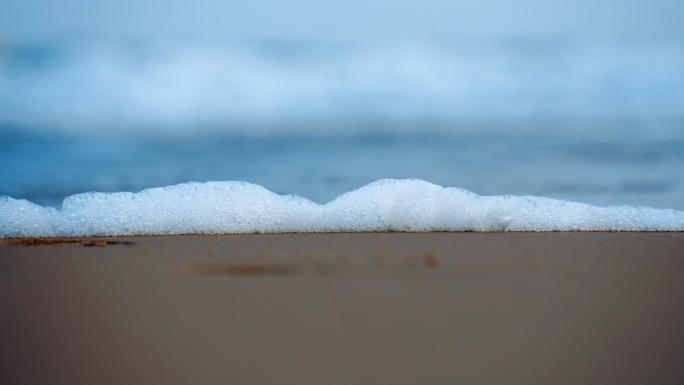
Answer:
[2,40,683,132]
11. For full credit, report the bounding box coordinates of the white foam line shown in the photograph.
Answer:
[2,179,683,238]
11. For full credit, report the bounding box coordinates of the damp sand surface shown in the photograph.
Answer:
[1,232,684,385]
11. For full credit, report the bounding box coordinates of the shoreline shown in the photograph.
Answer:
[3,228,684,241]
[2,232,683,384]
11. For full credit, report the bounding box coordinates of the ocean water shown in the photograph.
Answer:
[2,122,684,209]
[1,37,684,235]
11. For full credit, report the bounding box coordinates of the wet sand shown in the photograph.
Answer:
[1,232,683,385]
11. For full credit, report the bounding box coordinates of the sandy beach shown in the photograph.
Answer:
[1,232,683,385]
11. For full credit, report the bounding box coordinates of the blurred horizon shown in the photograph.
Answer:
[2,0,684,135]
[1,36,683,136]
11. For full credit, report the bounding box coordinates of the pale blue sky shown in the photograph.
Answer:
[1,0,683,42]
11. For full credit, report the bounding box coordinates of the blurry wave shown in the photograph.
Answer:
[1,38,683,134]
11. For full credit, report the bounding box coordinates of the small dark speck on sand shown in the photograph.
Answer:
[424,252,441,267]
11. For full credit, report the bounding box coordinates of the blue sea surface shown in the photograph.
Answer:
[2,120,683,211]
[1,37,683,212]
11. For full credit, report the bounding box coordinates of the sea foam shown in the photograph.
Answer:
[1,179,683,238]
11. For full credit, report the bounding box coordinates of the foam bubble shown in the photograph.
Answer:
[1,179,683,238]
